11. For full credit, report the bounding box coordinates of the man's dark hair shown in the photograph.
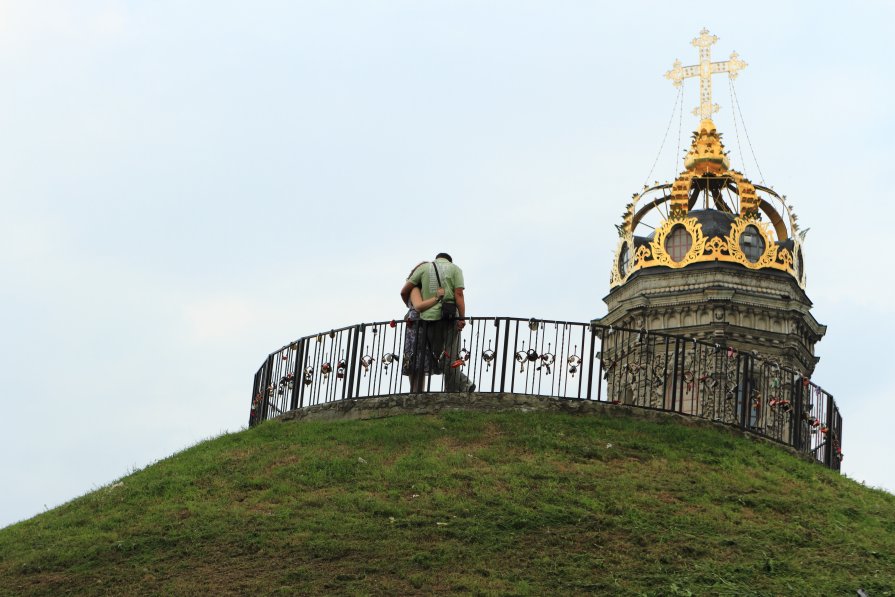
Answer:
[435,252,453,262]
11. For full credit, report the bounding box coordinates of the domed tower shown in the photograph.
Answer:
[595,30,826,377]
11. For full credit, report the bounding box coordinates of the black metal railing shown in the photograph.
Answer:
[249,317,842,470]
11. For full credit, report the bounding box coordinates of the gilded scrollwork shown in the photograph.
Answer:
[609,234,635,287]
[634,245,652,264]
[777,247,793,270]
[728,171,759,217]
[725,217,779,269]
[670,171,695,214]
[648,217,708,268]
[705,236,728,256]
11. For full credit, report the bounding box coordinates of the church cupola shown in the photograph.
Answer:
[598,29,825,376]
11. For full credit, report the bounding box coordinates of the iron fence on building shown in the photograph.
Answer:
[249,317,842,470]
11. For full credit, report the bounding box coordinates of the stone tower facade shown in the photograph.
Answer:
[596,263,826,376]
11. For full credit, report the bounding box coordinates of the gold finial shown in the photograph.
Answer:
[664,28,747,120]
[683,118,730,174]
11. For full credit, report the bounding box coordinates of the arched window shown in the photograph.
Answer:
[740,225,765,263]
[665,225,692,262]
[618,242,630,277]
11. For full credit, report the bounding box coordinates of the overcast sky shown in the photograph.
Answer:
[2,1,893,528]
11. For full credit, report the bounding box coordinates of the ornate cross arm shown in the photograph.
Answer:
[665,59,699,87]
[710,52,748,79]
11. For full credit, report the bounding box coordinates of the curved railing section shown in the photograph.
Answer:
[249,317,843,470]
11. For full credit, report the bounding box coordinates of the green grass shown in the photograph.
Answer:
[1,410,893,596]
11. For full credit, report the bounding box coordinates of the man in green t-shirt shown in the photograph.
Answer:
[400,253,474,393]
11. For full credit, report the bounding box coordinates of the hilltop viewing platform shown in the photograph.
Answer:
[250,29,844,476]
[250,318,842,471]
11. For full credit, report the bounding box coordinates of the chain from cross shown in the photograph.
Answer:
[665,28,747,120]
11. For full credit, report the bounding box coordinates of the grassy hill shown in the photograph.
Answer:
[1,408,893,596]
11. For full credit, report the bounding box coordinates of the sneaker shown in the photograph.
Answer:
[467,383,476,393]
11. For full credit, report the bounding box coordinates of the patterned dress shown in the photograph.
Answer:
[402,303,438,376]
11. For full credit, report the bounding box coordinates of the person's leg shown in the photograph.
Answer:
[409,321,427,393]
[404,324,420,393]
[423,320,447,391]
[409,367,424,393]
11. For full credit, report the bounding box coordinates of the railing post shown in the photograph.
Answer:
[345,325,360,400]
[289,341,303,411]
[499,318,510,393]
[824,392,835,468]
[660,335,671,410]
[575,323,586,399]
[509,320,519,394]
[298,338,310,409]
[677,339,687,413]
[586,324,597,400]
[355,324,368,398]
[740,354,752,431]
[670,337,680,411]
[490,318,500,392]
[835,409,843,472]
[249,368,262,426]
[260,353,274,423]
[792,376,803,452]
[595,326,604,402]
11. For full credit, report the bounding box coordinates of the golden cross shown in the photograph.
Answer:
[665,28,747,120]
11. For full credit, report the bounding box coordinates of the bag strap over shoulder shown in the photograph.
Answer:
[431,261,453,302]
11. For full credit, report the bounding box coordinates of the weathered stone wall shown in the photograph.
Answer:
[275,392,812,462]
[280,392,615,422]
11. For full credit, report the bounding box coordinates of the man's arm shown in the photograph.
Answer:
[400,280,415,305]
[454,287,466,330]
